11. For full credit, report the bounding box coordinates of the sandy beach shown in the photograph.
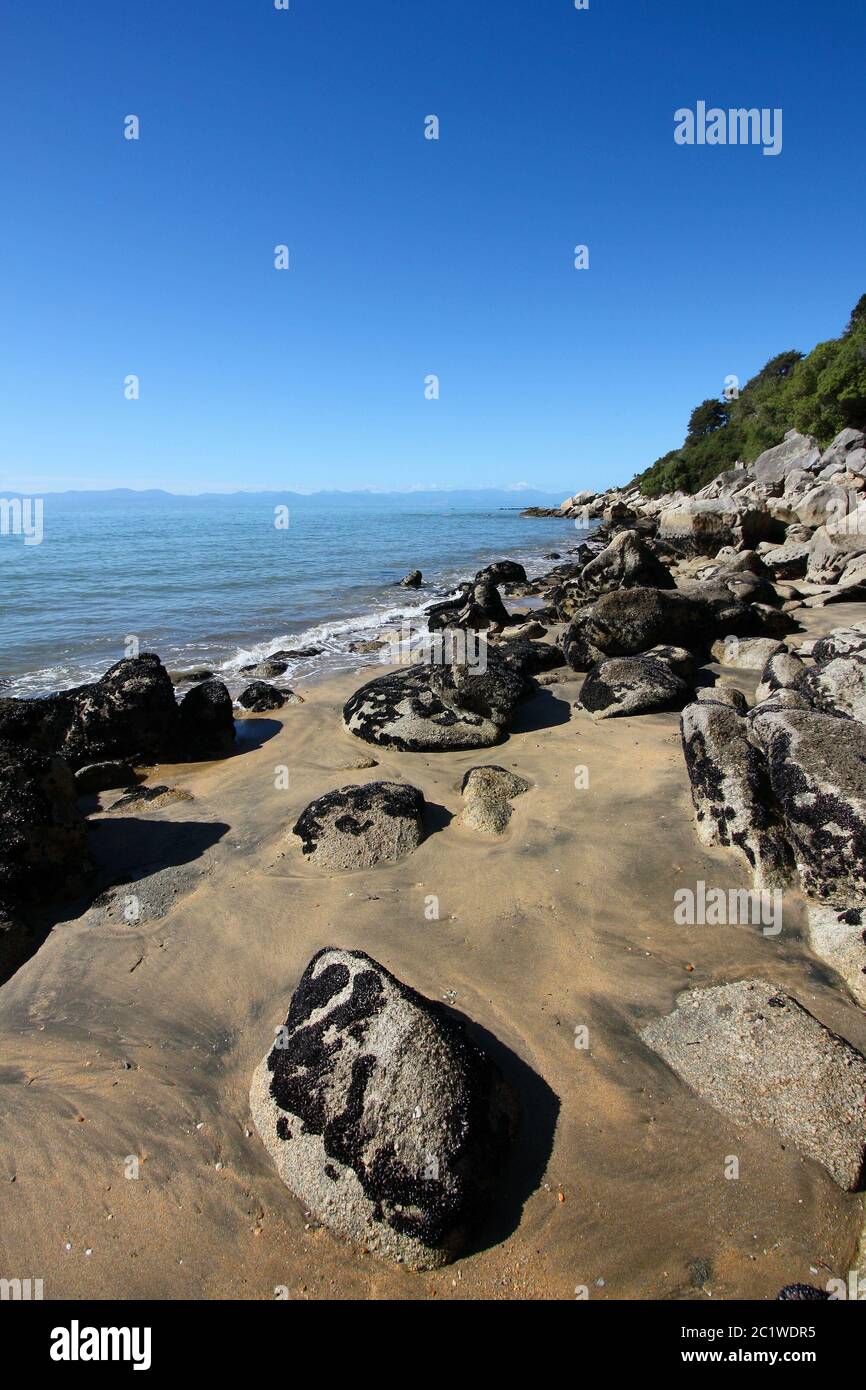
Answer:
[2,599,865,1302]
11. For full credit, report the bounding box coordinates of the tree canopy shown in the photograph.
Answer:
[631,300,866,498]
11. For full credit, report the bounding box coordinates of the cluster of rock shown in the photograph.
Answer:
[524,430,866,1013]
[0,654,237,979]
[518,428,866,1202]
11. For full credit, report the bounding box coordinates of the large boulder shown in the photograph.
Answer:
[178,679,235,755]
[343,648,524,752]
[709,636,783,670]
[755,649,807,703]
[794,482,857,530]
[579,655,689,720]
[806,905,866,1010]
[576,587,717,658]
[805,527,866,585]
[750,708,866,905]
[797,654,866,723]
[250,948,518,1268]
[659,499,780,554]
[475,560,527,586]
[761,542,810,580]
[680,702,792,887]
[818,428,866,478]
[292,782,425,870]
[641,980,866,1190]
[0,739,91,907]
[491,635,565,676]
[577,529,675,598]
[0,654,180,770]
[752,431,821,492]
[811,627,866,663]
[560,603,606,671]
[695,685,749,715]
[73,759,138,794]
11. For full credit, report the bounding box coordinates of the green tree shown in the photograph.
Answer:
[685,398,730,444]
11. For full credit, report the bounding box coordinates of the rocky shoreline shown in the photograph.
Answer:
[1,423,866,1297]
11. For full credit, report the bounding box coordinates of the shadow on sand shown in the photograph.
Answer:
[509,686,573,735]
[85,815,229,887]
[448,1008,560,1258]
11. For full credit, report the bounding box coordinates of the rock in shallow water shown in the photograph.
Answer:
[641,979,866,1190]
[292,781,425,870]
[250,948,518,1268]
[0,653,181,770]
[0,655,237,769]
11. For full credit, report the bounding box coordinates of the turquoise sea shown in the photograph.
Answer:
[0,493,580,696]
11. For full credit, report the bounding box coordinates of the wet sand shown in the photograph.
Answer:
[1,604,865,1301]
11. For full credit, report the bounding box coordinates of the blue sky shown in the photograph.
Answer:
[1,0,864,495]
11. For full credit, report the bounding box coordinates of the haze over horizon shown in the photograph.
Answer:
[2,0,864,496]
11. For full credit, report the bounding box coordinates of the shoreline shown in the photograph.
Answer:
[3,437,866,1300]
[1,601,865,1298]
[1,509,584,701]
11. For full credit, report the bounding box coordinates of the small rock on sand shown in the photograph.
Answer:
[641,979,866,1190]
[292,781,425,870]
[461,765,530,835]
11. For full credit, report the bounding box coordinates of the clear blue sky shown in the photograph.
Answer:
[1,0,864,495]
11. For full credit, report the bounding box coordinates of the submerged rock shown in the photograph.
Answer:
[292,782,425,870]
[641,979,866,1190]
[250,948,518,1267]
[243,658,289,679]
